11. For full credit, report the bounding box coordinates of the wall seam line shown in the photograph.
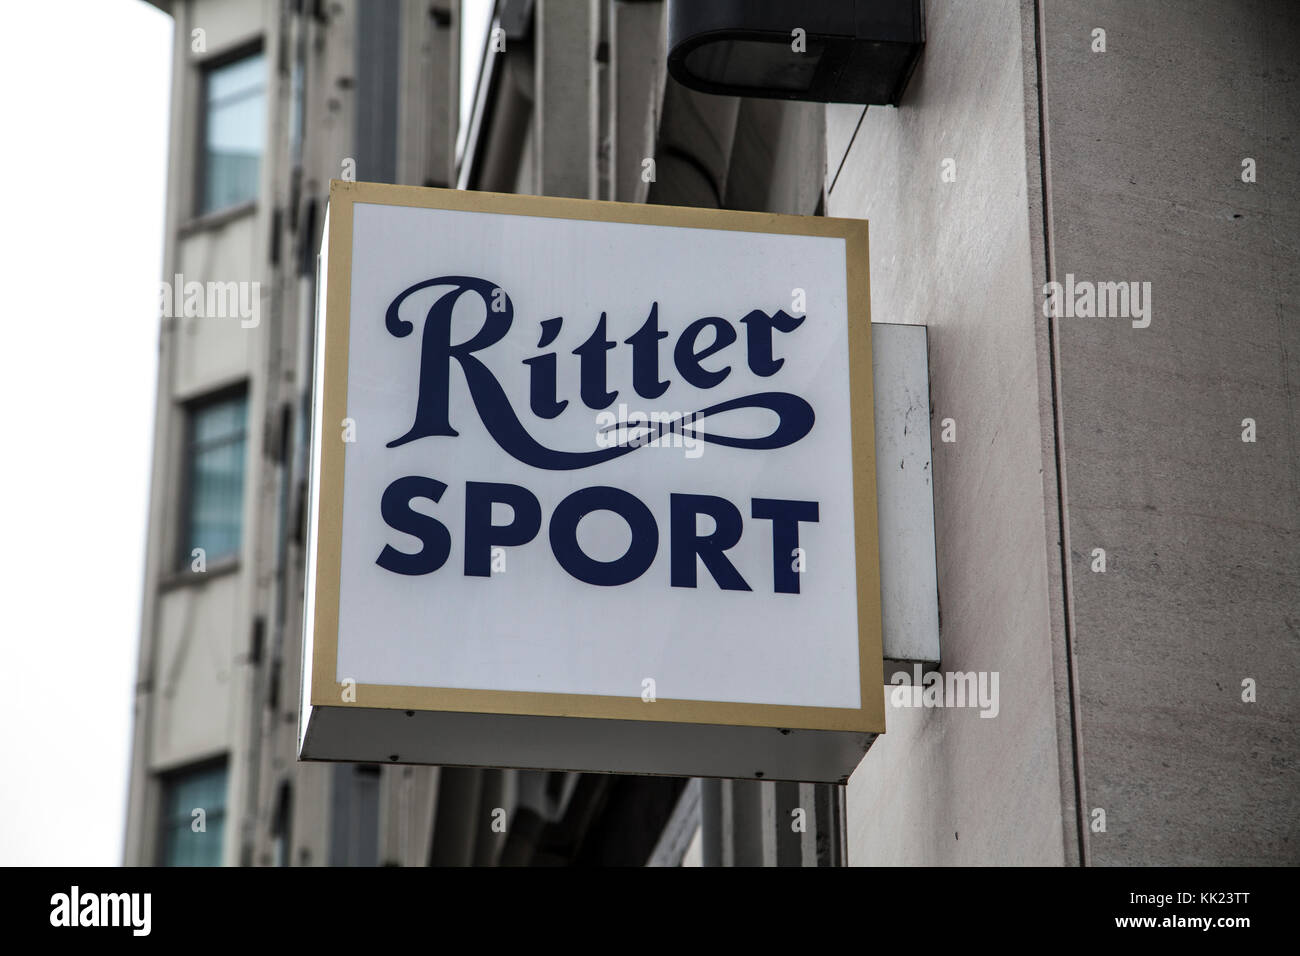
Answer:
[1033,0,1089,867]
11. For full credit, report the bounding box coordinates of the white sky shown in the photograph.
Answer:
[0,0,172,865]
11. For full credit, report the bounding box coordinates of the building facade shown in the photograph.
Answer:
[125,0,1298,866]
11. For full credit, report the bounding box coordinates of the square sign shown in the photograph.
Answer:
[300,181,883,782]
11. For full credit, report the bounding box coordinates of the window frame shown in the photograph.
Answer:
[176,383,251,575]
[194,39,267,220]
[157,756,230,867]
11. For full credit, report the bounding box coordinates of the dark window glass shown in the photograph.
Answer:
[159,761,228,866]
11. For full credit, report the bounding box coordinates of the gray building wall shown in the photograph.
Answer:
[125,0,280,868]
[828,0,1069,865]
[832,0,1298,866]
[1037,0,1299,865]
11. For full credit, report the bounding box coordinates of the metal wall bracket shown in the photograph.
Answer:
[871,323,941,670]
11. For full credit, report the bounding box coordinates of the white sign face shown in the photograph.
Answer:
[303,182,882,777]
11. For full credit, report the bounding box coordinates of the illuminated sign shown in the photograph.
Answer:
[300,181,882,782]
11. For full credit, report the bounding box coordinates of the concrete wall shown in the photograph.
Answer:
[830,0,1299,866]
[125,0,279,866]
[828,0,1069,865]
[150,576,241,768]
[173,217,260,396]
[1039,0,1300,864]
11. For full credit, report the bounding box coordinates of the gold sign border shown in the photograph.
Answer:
[310,180,883,735]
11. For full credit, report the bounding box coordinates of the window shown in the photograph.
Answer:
[181,390,249,569]
[329,764,380,867]
[271,781,293,868]
[159,760,228,866]
[200,49,266,215]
